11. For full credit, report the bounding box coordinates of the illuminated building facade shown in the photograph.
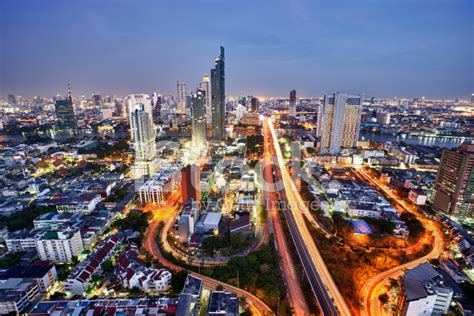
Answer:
[317,93,362,155]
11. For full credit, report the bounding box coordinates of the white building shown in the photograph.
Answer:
[129,95,157,179]
[5,229,38,253]
[116,244,171,292]
[317,93,362,155]
[178,201,200,243]
[139,164,181,205]
[35,229,84,263]
[56,194,101,214]
[403,263,453,316]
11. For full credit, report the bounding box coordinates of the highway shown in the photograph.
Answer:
[262,122,310,315]
[355,167,444,316]
[265,118,351,316]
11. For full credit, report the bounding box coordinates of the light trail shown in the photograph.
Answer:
[266,118,351,316]
[355,168,444,316]
[262,122,309,315]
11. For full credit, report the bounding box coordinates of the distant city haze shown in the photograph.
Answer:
[1,0,472,98]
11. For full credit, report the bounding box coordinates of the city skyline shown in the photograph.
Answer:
[1,0,472,99]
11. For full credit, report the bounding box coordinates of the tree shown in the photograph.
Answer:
[201,236,224,256]
[101,259,114,273]
[171,270,188,293]
[379,293,389,305]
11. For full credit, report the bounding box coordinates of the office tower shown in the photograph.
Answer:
[92,94,102,107]
[251,97,259,113]
[432,142,474,222]
[316,93,362,155]
[127,94,153,127]
[7,94,16,105]
[129,96,157,179]
[289,89,296,116]
[470,93,474,106]
[211,46,225,141]
[55,83,77,130]
[176,82,187,114]
[190,89,207,147]
[181,164,201,202]
[200,75,212,124]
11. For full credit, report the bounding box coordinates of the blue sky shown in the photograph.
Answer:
[1,0,473,99]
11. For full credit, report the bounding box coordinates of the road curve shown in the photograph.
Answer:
[356,168,444,316]
[144,219,273,316]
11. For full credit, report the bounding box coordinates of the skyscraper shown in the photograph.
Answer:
[7,94,16,105]
[289,89,296,116]
[181,164,201,203]
[190,89,207,147]
[199,75,212,124]
[432,142,474,222]
[211,46,225,141]
[316,93,362,155]
[129,94,157,179]
[176,82,187,114]
[250,97,259,113]
[55,83,77,130]
[92,94,102,107]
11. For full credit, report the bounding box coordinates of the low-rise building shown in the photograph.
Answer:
[0,278,41,314]
[29,297,178,315]
[408,189,427,206]
[138,164,181,205]
[402,263,453,316]
[208,291,240,316]
[65,234,121,296]
[116,244,171,292]
[0,262,57,294]
[5,229,38,253]
[55,193,101,214]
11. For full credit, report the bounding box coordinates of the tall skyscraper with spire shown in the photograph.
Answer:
[211,46,225,141]
[199,74,212,124]
[55,83,77,130]
[128,94,157,179]
[190,89,207,147]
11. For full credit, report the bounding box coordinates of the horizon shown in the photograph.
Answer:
[1,0,473,99]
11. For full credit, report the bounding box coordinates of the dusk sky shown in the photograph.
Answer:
[1,0,473,99]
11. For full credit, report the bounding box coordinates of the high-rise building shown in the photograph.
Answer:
[129,95,157,179]
[176,82,187,114]
[316,93,362,155]
[250,97,259,113]
[7,94,16,105]
[211,46,225,141]
[432,142,474,222]
[92,94,102,107]
[128,94,153,122]
[289,89,296,116]
[190,90,207,147]
[470,93,474,106]
[200,75,212,124]
[55,84,77,130]
[181,164,201,202]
